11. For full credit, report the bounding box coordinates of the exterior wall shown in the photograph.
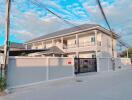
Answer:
[97,57,131,72]
[7,57,74,88]
[100,32,117,58]
[25,29,117,58]
[67,36,76,48]
[79,52,95,58]
[78,33,95,47]
[68,53,76,58]
[45,41,52,48]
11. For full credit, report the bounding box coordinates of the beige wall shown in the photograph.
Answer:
[101,32,117,58]
[79,52,95,58]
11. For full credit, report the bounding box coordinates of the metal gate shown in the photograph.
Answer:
[74,58,97,74]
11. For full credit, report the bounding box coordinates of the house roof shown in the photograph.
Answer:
[37,46,64,55]
[0,42,25,50]
[0,49,48,56]
[26,24,99,43]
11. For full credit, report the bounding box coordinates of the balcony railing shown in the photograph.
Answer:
[63,41,101,49]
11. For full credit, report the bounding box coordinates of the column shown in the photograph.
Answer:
[76,34,79,48]
[25,44,28,50]
[43,41,46,49]
[94,30,98,57]
[52,39,55,46]
[127,48,129,58]
[61,37,63,49]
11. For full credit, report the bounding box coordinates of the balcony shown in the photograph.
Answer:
[63,41,101,53]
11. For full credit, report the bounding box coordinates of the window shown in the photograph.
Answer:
[91,37,95,42]
[92,54,96,58]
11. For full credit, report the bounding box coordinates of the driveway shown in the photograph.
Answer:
[1,68,132,100]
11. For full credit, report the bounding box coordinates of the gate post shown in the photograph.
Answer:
[97,57,100,72]
[46,57,49,81]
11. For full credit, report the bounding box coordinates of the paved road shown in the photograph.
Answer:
[1,68,132,100]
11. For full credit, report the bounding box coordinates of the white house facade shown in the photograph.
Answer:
[25,24,118,58]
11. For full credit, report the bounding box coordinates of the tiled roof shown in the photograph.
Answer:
[26,24,99,43]
[37,46,64,55]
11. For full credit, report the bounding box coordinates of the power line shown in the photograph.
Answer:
[96,0,112,31]
[96,0,129,48]
[30,0,82,29]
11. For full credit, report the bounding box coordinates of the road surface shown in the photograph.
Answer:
[1,68,132,100]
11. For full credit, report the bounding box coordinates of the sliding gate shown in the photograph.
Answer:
[75,58,97,74]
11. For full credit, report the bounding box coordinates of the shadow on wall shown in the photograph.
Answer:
[7,57,74,88]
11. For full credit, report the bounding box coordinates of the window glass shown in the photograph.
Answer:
[91,37,95,42]
[92,54,96,58]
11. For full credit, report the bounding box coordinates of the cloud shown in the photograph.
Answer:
[12,11,71,41]
[82,0,132,45]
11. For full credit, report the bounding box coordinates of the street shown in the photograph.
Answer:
[1,68,132,100]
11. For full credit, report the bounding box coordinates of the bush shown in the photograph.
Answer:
[0,77,6,92]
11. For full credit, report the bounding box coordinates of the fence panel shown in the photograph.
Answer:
[98,58,109,72]
[7,57,48,88]
[7,57,74,88]
[48,58,74,80]
[97,57,131,72]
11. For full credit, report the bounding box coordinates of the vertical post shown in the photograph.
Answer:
[25,44,28,50]
[127,48,129,58]
[61,37,63,49]
[3,0,11,79]
[111,32,115,71]
[52,39,55,46]
[76,34,79,48]
[46,57,49,81]
[94,30,98,57]
[111,34,114,58]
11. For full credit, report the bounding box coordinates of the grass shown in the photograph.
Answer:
[0,77,6,92]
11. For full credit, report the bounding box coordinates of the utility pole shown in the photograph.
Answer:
[3,0,11,79]
[96,0,115,70]
[127,48,129,58]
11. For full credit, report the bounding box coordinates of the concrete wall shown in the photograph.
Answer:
[7,57,74,89]
[0,53,4,64]
[101,32,117,58]
[97,57,131,72]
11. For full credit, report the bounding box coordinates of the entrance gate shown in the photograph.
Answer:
[74,58,97,74]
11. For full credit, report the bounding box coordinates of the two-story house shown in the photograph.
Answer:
[25,24,118,58]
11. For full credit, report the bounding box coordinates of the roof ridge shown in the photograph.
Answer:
[26,24,99,43]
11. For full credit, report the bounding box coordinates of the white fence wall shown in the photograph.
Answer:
[7,57,74,89]
[97,57,132,72]
[0,53,4,65]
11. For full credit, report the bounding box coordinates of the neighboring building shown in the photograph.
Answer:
[25,24,118,58]
[0,42,25,51]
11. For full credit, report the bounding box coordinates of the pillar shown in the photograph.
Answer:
[76,34,79,48]
[61,37,64,49]
[94,30,98,57]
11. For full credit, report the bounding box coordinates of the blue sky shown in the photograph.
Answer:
[0,0,132,46]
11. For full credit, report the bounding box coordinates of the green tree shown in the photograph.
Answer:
[120,48,132,60]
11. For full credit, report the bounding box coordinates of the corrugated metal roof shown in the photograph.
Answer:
[0,42,25,50]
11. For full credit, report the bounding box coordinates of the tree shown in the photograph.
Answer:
[120,48,132,60]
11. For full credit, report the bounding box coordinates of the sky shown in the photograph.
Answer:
[0,0,132,46]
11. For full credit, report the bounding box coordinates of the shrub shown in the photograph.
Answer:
[0,77,6,92]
